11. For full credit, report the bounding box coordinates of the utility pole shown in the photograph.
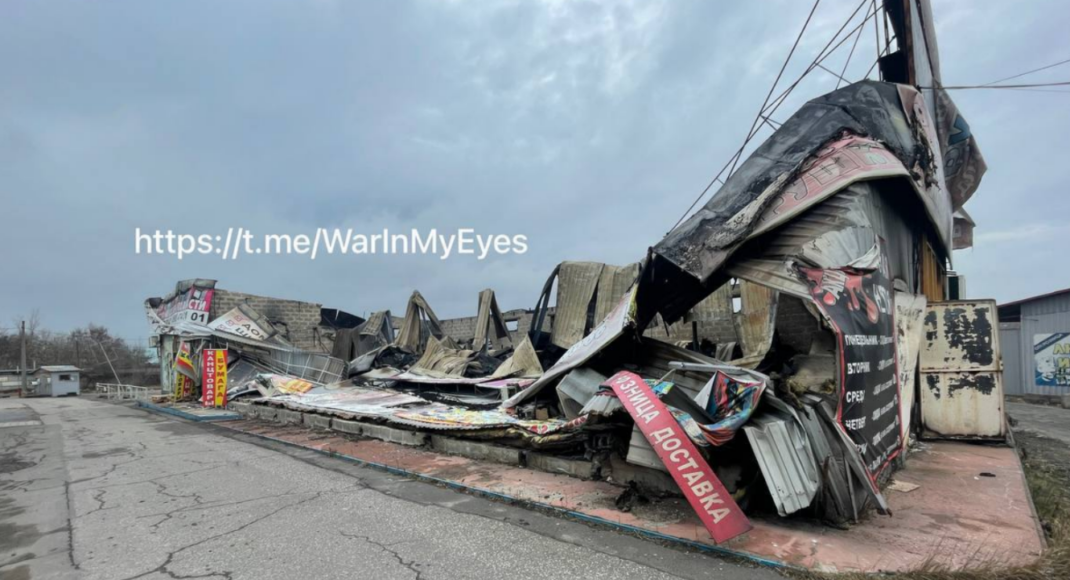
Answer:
[97,340,122,385]
[19,321,28,398]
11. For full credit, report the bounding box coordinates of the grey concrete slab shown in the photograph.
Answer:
[1007,401,1070,445]
[0,397,777,580]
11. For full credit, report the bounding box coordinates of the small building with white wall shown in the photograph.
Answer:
[31,365,82,397]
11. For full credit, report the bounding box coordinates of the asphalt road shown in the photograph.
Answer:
[0,397,776,580]
[1007,400,1070,445]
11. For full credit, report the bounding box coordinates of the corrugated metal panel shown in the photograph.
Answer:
[727,183,918,299]
[474,289,512,351]
[919,300,1004,438]
[728,259,809,299]
[551,262,605,349]
[683,283,733,324]
[1022,292,1070,316]
[594,263,639,323]
[395,291,447,353]
[264,349,347,385]
[624,339,727,470]
[1018,293,1070,397]
[999,322,1022,395]
[743,395,820,517]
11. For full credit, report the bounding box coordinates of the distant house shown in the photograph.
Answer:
[998,288,1070,401]
[31,365,82,397]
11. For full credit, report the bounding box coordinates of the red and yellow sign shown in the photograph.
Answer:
[606,371,751,544]
[173,372,193,401]
[201,349,229,408]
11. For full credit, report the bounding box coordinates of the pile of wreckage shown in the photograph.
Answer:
[147,75,999,542]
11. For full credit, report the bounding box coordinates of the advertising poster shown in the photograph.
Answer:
[201,349,229,407]
[798,241,901,481]
[1034,333,1070,387]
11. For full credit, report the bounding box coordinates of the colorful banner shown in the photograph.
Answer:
[606,371,751,544]
[265,374,315,395]
[175,341,196,378]
[799,241,901,481]
[696,370,766,447]
[201,349,228,407]
[1034,333,1070,387]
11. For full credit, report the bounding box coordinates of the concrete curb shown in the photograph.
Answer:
[136,401,241,422]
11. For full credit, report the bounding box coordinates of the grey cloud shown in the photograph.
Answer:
[2,0,1068,341]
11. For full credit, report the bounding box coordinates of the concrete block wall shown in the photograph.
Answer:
[440,316,478,342]
[211,289,325,351]
[437,308,551,345]
[642,318,736,345]
[776,294,823,355]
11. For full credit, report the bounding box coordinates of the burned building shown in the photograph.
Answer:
[139,1,1019,569]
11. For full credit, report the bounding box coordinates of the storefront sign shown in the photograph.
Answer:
[208,307,272,341]
[173,372,193,401]
[157,285,214,326]
[1034,333,1070,387]
[606,370,751,544]
[799,241,901,481]
[202,349,228,407]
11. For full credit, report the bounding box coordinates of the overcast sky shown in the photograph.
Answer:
[2,0,1068,343]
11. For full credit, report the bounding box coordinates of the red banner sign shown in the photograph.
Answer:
[606,371,751,543]
[201,349,228,408]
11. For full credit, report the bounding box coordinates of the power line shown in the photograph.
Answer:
[756,1,882,131]
[667,0,878,234]
[929,80,1070,90]
[836,0,873,89]
[1001,87,1070,94]
[725,0,823,180]
[816,62,851,84]
[982,57,1070,87]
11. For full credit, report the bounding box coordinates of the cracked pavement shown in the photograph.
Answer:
[0,397,777,580]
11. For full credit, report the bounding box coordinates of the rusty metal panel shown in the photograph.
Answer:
[474,289,512,351]
[551,262,605,349]
[895,292,927,448]
[594,263,639,323]
[919,239,945,303]
[920,301,1000,373]
[731,281,778,367]
[919,300,1004,438]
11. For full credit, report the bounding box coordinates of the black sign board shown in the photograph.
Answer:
[799,242,901,481]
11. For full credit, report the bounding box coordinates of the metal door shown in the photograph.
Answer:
[919,300,1005,438]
